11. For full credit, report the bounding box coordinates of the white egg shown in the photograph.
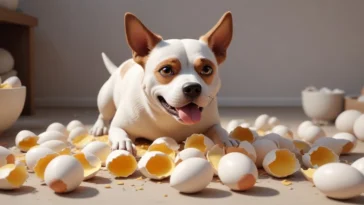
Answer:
[332,132,357,154]
[184,134,214,153]
[268,116,280,129]
[81,141,111,165]
[46,122,67,136]
[302,146,339,168]
[252,139,278,168]
[66,120,85,132]
[320,87,331,93]
[138,151,175,180]
[353,114,364,141]
[226,119,245,132]
[297,121,314,138]
[335,110,362,134]
[74,152,101,180]
[276,137,298,153]
[271,125,294,139]
[299,125,325,143]
[148,137,179,159]
[39,140,71,155]
[15,130,39,152]
[225,141,257,163]
[38,131,67,144]
[218,152,258,191]
[3,76,22,88]
[170,158,214,193]
[174,148,205,165]
[351,157,364,175]
[44,155,84,193]
[105,150,137,177]
[0,146,15,167]
[0,163,28,190]
[254,114,270,131]
[312,137,345,155]
[358,95,364,102]
[25,147,59,179]
[332,88,344,94]
[262,149,300,178]
[262,133,281,147]
[292,140,311,155]
[229,126,255,143]
[313,163,364,199]
[68,127,94,149]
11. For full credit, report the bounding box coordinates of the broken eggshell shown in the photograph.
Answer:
[15,130,39,152]
[254,114,270,132]
[37,131,67,144]
[0,146,15,167]
[206,144,225,175]
[262,149,300,178]
[297,121,314,139]
[252,139,278,168]
[25,146,59,179]
[184,134,214,153]
[312,137,345,155]
[39,140,71,155]
[229,126,255,143]
[225,141,257,163]
[268,116,280,129]
[0,163,28,190]
[302,146,339,168]
[81,141,111,166]
[174,148,205,165]
[68,127,94,149]
[332,132,357,154]
[74,151,101,180]
[105,150,137,178]
[299,125,325,144]
[148,137,179,159]
[271,125,293,139]
[66,120,85,132]
[138,151,175,180]
[46,122,68,137]
[226,119,246,133]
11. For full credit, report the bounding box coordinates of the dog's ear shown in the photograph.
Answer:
[200,11,233,65]
[124,12,163,67]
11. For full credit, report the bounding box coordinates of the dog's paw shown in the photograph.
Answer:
[221,138,240,147]
[111,138,136,156]
[90,119,109,136]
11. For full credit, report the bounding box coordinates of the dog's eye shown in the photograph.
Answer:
[200,65,213,75]
[159,66,174,77]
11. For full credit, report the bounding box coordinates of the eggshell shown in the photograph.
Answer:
[81,141,111,165]
[240,122,251,128]
[39,140,71,155]
[335,110,362,134]
[262,149,300,178]
[268,116,280,129]
[313,163,364,199]
[38,131,67,144]
[170,158,214,193]
[174,148,205,165]
[225,141,257,163]
[148,137,179,159]
[46,122,68,136]
[351,157,364,175]
[300,168,315,183]
[293,140,311,154]
[358,95,364,102]
[302,146,339,168]
[249,127,261,138]
[66,120,85,132]
[229,126,255,143]
[105,150,137,177]
[312,137,345,155]
[297,121,314,138]
[353,114,364,141]
[138,151,174,180]
[184,134,214,153]
[262,133,281,147]
[271,125,293,139]
[252,139,278,168]
[68,127,94,149]
[227,119,245,133]
[254,114,270,131]
[218,152,258,191]
[15,130,39,152]
[25,147,59,179]
[74,152,101,180]
[276,136,297,153]
[0,163,28,190]
[332,132,357,153]
[3,76,21,88]
[44,155,84,193]
[0,146,15,167]
[206,144,225,175]
[299,125,325,143]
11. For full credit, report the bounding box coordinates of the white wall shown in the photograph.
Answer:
[19,0,364,107]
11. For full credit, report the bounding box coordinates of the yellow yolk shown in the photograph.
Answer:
[107,155,137,177]
[342,142,354,153]
[148,143,175,159]
[267,150,297,177]
[301,168,316,182]
[59,148,71,155]
[309,147,337,167]
[72,135,94,147]
[293,140,311,154]
[18,136,38,151]
[0,83,12,89]
[0,164,27,186]
[33,154,59,180]
[184,134,206,152]
[230,127,254,143]
[207,145,225,171]
[74,153,100,178]
[145,155,173,177]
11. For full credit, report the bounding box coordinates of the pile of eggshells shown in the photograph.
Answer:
[1,114,364,200]
[0,76,22,89]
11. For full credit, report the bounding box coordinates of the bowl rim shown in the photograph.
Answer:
[0,86,26,91]
[301,90,345,96]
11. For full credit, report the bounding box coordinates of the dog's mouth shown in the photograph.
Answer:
[157,96,203,125]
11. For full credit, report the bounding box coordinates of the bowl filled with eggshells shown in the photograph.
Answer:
[0,76,26,135]
[1,114,364,201]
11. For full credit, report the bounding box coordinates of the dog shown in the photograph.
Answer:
[90,11,239,155]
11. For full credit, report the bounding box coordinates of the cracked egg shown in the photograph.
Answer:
[148,137,179,159]
[206,144,225,175]
[312,137,345,155]
[174,148,205,165]
[226,141,257,163]
[25,147,59,179]
[252,139,278,168]
[138,151,174,180]
[0,146,15,167]
[262,149,300,178]
[74,152,101,180]
[46,122,68,137]
[15,130,39,152]
[68,127,94,149]
[271,125,293,139]
[39,140,71,155]
[0,163,28,190]
[293,140,311,155]
[106,150,137,177]
[184,134,214,153]
[301,168,315,183]
[332,132,357,154]
[302,146,339,168]
[38,131,67,144]
[81,141,111,165]
[229,126,255,143]
[66,120,84,132]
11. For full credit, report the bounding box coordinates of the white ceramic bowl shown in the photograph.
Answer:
[0,87,26,134]
[302,89,344,123]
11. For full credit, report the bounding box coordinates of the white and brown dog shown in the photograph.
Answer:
[90,11,239,155]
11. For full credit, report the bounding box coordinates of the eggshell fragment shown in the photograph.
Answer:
[106,150,137,177]
[302,146,339,168]
[299,125,325,143]
[3,76,22,88]
[351,157,364,175]
[184,134,214,153]
[15,130,39,152]
[225,141,257,163]
[262,149,300,178]
[240,122,251,128]
[227,119,245,133]
[293,140,311,154]
[268,116,280,129]
[46,122,68,136]
[353,114,364,141]
[335,110,362,135]
[25,147,59,179]
[206,144,225,175]
[170,158,214,194]
[262,133,281,147]
[74,152,101,180]
[68,127,94,149]
[297,121,314,138]
[271,125,293,139]
[39,140,71,155]
[313,163,364,200]
[0,163,28,190]
[44,155,84,193]
[81,141,111,165]
[0,146,15,167]
[174,148,205,165]
[229,126,255,143]
[254,114,270,131]
[66,120,85,132]
[138,151,174,180]
[332,132,357,153]
[312,137,345,155]
[300,168,315,183]
[148,137,179,159]
[252,139,278,168]
[38,131,67,144]
[218,152,258,191]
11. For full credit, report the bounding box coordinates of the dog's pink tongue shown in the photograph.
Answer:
[176,104,201,125]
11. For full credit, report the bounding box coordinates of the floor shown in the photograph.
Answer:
[1,107,364,205]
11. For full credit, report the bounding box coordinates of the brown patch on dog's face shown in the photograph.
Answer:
[194,58,216,85]
[154,58,181,84]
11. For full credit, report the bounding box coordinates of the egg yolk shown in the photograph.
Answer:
[229,127,254,143]
[293,140,310,154]
[341,142,354,153]
[145,155,173,177]
[19,136,38,151]
[0,83,12,89]
[207,146,224,171]
[72,135,94,147]
[148,143,175,159]
[310,146,337,167]
[268,149,297,177]
[184,134,206,152]
[107,155,137,177]
[33,154,59,180]
[0,164,28,186]
[74,153,100,178]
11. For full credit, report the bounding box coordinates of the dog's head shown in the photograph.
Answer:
[124,12,233,125]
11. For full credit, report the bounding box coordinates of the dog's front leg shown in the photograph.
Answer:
[205,124,239,147]
[109,127,136,156]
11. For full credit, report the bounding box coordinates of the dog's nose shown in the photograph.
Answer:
[182,83,202,98]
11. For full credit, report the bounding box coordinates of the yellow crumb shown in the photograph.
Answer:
[281,180,292,186]
[164,194,168,197]
[117,181,124,185]
[137,187,144,191]
[104,185,112,189]
[136,176,144,180]
[157,182,162,184]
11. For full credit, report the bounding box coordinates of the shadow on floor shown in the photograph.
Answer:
[180,188,232,198]
[0,185,37,195]
[84,176,112,185]
[328,195,364,204]
[56,186,99,198]
[233,186,279,197]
